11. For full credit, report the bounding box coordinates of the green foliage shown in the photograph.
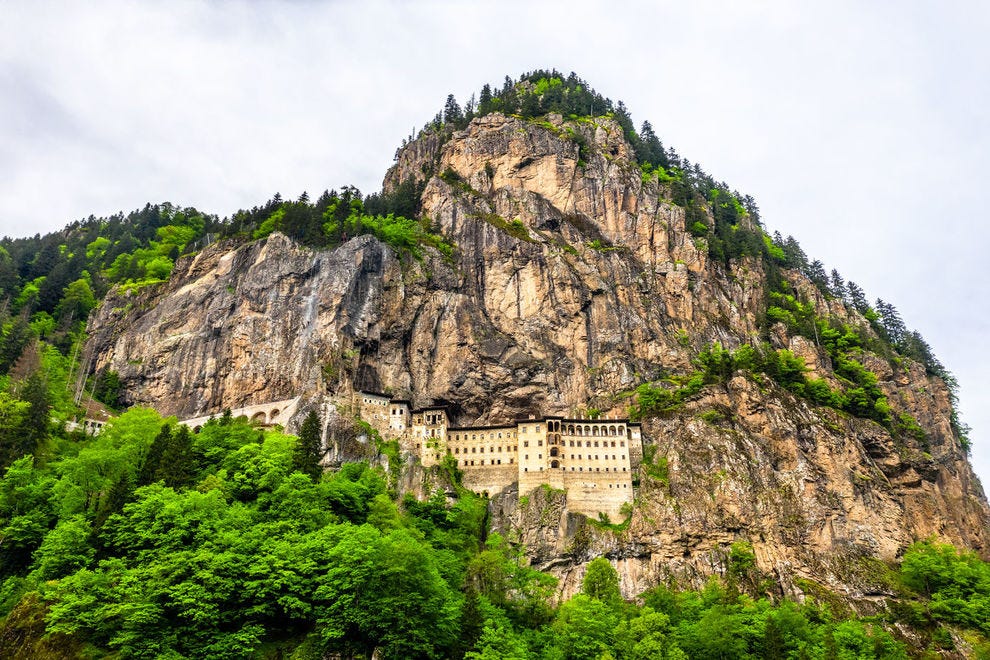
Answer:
[293,410,323,480]
[2,393,988,658]
[582,557,622,606]
[899,540,990,634]
[630,372,705,419]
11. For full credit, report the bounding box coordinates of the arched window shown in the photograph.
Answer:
[551,460,560,469]
[550,447,559,457]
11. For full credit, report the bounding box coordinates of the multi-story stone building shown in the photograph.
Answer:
[358,392,641,518]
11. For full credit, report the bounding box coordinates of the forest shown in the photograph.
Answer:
[0,71,986,657]
[1,407,988,658]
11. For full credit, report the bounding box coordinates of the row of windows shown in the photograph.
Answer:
[452,445,518,454]
[534,439,626,448]
[523,454,626,463]
[452,431,516,441]
[522,466,629,474]
[460,458,514,466]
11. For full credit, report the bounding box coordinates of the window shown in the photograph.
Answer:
[538,454,542,459]
[524,441,529,447]
[621,441,625,447]
[537,440,543,446]
[525,455,529,460]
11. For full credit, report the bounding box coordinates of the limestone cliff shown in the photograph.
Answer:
[85,111,990,602]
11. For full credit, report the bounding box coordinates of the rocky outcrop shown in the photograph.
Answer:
[86,111,990,599]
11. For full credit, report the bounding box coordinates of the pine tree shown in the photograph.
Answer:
[20,368,50,453]
[443,94,463,126]
[138,424,171,486]
[829,269,846,300]
[93,473,133,532]
[876,299,907,346]
[478,83,493,115]
[846,281,869,313]
[159,425,196,488]
[293,411,323,480]
[804,260,829,293]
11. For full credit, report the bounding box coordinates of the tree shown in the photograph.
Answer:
[478,84,494,115]
[829,269,846,300]
[875,298,907,346]
[159,425,196,488]
[137,424,171,486]
[443,94,464,126]
[55,277,97,325]
[293,411,323,480]
[548,594,618,660]
[582,557,622,606]
[20,368,51,453]
[315,526,460,659]
[846,280,869,313]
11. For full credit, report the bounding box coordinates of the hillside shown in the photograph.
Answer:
[1,71,989,658]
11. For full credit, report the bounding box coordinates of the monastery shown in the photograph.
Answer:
[357,391,643,518]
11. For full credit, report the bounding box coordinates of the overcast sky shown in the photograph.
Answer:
[3,0,989,487]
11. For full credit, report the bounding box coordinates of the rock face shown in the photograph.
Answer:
[86,112,990,600]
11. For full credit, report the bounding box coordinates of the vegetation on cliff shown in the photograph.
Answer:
[0,69,985,658]
[0,406,987,658]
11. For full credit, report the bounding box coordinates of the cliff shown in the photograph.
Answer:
[85,111,990,601]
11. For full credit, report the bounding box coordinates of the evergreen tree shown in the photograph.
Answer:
[443,94,463,126]
[478,84,493,115]
[846,280,869,313]
[20,368,50,453]
[829,269,846,300]
[93,473,133,533]
[781,236,808,270]
[137,424,171,486]
[159,425,196,488]
[637,121,667,168]
[804,259,829,293]
[294,410,323,480]
[876,298,907,346]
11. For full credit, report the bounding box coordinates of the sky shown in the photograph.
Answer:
[2,0,989,488]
